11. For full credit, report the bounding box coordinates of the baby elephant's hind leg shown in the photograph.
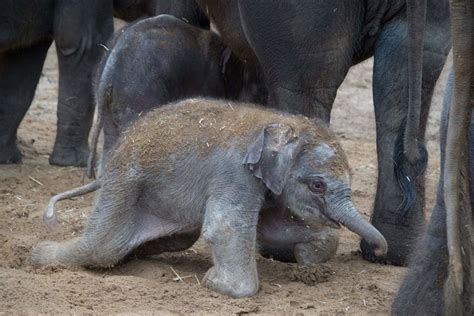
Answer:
[32,183,167,268]
[31,237,88,267]
[32,206,140,267]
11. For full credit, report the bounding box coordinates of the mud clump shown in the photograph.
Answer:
[287,263,334,285]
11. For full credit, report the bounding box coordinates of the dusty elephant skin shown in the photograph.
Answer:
[33,98,387,298]
[87,14,266,178]
[0,0,113,167]
[393,0,474,313]
[195,0,452,266]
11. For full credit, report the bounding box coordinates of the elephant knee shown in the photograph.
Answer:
[55,30,91,58]
[202,221,219,245]
[53,1,112,58]
[202,216,238,247]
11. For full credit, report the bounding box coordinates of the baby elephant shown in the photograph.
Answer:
[32,98,387,298]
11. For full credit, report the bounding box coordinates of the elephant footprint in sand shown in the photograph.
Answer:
[32,98,387,298]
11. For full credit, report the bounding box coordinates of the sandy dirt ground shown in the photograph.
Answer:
[0,34,451,314]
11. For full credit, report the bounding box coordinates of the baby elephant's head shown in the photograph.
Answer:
[243,122,387,257]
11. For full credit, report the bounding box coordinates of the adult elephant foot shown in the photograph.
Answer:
[360,217,425,266]
[358,136,427,266]
[0,144,22,164]
[391,230,447,315]
[49,143,89,167]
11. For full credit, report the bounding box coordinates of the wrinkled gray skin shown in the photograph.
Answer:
[33,99,387,298]
[113,0,209,28]
[87,14,266,178]
[394,1,474,313]
[196,0,452,266]
[393,49,473,316]
[392,0,474,308]
[0,0,113,166]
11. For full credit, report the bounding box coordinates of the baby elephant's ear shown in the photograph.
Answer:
[243,123,300,195]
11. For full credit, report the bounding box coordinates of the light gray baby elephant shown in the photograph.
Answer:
[32,98,387,298]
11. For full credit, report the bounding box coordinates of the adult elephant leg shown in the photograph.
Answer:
[392,70,454,315]
[0,41,52,163]
[361,4,450,265]
[237,0,362,122]
[49,0,113,167]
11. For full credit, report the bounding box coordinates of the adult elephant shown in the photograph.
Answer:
[393,0,473,313]
[0,0,113,166]
[195,0,452,265]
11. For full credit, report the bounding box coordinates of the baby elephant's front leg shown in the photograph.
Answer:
[294,228,339,265]
[257,207,339,264]
[202,196,261,298]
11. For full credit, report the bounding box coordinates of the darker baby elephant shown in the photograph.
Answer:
[0,0,113,166]
[87,14,266,178]
[32,98,387,298]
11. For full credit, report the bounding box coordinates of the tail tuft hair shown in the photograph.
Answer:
[393,126,428,218]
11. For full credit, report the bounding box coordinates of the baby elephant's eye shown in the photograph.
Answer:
[309,180,326,194]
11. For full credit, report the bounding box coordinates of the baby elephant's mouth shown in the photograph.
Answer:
[289,209,341,229]
[320,211,342,229]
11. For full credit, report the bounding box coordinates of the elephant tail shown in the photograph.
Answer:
[394,0,428,217]
[86,85,109,179]
[44,180,101,231]
[87,23,138,180]
[87,44,116,180]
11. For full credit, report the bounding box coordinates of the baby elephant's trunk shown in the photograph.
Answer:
[329,200,388,256]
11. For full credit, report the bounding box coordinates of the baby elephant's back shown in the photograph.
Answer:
[107,98,317,170]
